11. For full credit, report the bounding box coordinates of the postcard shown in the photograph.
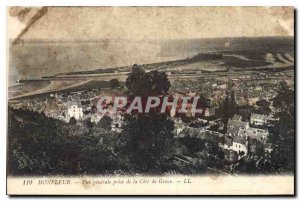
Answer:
[7,6,294,195]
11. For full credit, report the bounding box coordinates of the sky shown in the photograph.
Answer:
[8,7,294,41]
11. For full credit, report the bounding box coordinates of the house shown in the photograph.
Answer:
[247,127,269,141]
[227,118,249,131]
[111,113,124,133]
[91,113,103,123]
[111,123,122,133]
[250,113,268,126]
[204,107,215,117]
[232,114,242,121]
[226,126,240,137]
[183,127,208,139]
[227,117,249,136]
[232,136,248,157]
[197,118,208,124]
[71,94,81,102]
[66,101,83,121]
[44,101,59,117]
[219,84,227,90]
[173,118,186,136]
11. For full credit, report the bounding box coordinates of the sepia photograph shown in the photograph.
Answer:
[6,6,295,195]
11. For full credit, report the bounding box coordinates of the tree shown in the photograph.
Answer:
[273,81,294,113]
[221,91,236,125]
[147,70,170,95]
[99,116,113,130]
[256,99,270,108]
[255,99,271,115]
[8,107,128,175]
[69,117,77,125]
[109,79,120,89]
[229,91,237,118]
[125,64,150,96]
[121,113,174,171]
[125,65,170,96]
[8,108,66,175]
[268,81,294,173]
[198,95,210,111]
[122,65,175,172]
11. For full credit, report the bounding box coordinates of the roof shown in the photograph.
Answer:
[184,127,208,139]
[238,127,268,141]
[251,113,267,120]
[233,136,246,145]
[46,102,59,111]
[232,114,242,121]
[67,101,82,108]
[174,121,185,129]
[226,126,240,136]
[71,94,81,102]
[224,136,233,147]
[228,119,249,130]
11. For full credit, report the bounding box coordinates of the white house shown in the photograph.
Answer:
[250,113,268,126]
[66,101,83,121]
[232,136,248,156]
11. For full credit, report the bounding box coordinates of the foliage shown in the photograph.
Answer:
[255,99,271,115]
[120,113,174,172]
[109,79,120,89]
[221,91,236,124]
[268,81,294,173]
[125,64,170,96]
[121,65,176,172]
[98,116,113,130]
[8,108,128,175]
[69,117,77,125]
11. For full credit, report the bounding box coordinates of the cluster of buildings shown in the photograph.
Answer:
[9,88,127,133]
[173,109,273,173]
[171,71,294,109]
[221,114,271,160]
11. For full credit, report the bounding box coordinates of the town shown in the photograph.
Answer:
[8,64,294,175]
